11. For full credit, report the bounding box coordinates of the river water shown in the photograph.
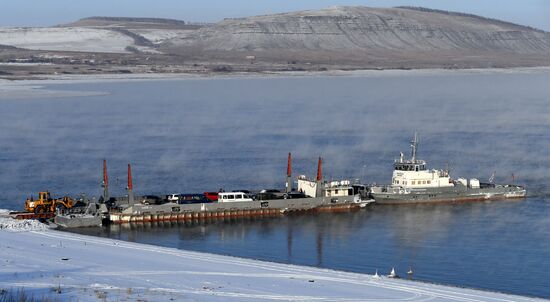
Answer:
[1,70,549,298]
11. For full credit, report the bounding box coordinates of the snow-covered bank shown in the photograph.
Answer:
[0,210,51,231]
[0,225,545,301]
[0,217,50,232]
[4,66,550,83]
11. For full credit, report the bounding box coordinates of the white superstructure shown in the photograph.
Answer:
[391,133,453,189]
[297,175,319,197]
[297,176,367,199]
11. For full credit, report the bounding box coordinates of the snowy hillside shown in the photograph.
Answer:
[158,6,550,68]
[164,6,550,53]
[131,29,196,45]
[0,27,135,53]
[1,7,550,74]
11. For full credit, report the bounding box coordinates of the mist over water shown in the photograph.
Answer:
[1,70,550,297]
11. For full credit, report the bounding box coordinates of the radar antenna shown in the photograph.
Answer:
[489,171,496,183]
[410,132,419,163]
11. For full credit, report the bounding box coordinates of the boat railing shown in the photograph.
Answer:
[370,185,398,194]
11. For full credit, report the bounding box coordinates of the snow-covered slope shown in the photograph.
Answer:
[0,27,134,53]
[2,8,550,69]
[131,29,196,45]
[0,224,544,301]
[164,6,550,53]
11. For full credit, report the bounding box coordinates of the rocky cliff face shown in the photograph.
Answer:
[161,6,550,68]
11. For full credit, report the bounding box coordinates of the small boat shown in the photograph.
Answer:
[353,195,375,207]
[373,270,380,279]
[407,267,414,275]
[388,267,399,278]
[54,203,102,228]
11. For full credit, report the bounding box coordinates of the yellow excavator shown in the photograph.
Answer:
[25,191,75,214]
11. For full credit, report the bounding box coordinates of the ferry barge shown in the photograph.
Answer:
[107,155,374,224]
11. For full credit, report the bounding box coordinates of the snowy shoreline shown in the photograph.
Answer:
[0,219,545,301]
[4,66,550,83]
[2,66,549,101]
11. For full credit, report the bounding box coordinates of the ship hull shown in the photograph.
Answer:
[54,214,102,228]
[370,185,526,205]
[109,194,371,223]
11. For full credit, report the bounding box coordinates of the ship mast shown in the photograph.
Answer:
[316,157,323,197]
[102,159,109,201]
[285,152,292,193]
[127,163,134,205]
[410,132,418,163]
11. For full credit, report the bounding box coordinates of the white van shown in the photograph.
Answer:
[167,194,179,202]
[218,192,253,202]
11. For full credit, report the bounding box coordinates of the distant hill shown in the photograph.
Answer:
[396,6,546,33]
[1,6,550,73]
[61,16,201,30]
[160,6,550,67]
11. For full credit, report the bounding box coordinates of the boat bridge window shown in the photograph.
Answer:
[395,164,416,171]
[397,164,427,171]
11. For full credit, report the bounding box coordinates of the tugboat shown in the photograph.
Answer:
[370,133,526,204]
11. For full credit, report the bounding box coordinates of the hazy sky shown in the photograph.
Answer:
[1,0,549,31]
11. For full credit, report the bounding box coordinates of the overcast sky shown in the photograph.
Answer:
[1,0,549,31]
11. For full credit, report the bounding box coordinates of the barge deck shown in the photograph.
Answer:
[109,195,368,224]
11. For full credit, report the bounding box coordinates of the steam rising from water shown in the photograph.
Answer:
[3,70,550,297]
[1,71,549,208]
